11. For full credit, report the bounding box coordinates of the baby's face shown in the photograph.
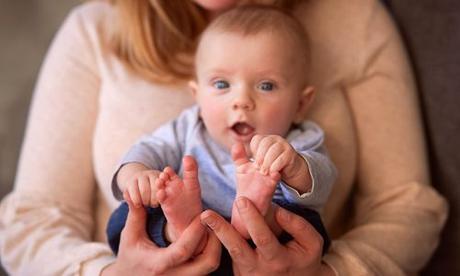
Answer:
[192,30,313,151]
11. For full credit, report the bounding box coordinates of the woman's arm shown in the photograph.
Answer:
[0,4,114,274]
[323,1,448,274]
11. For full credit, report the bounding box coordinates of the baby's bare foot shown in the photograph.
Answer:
[231,143,280,238]
[156,156,203,241]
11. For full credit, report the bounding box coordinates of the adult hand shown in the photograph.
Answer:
[102,192,221,276]
[201,197,335,276]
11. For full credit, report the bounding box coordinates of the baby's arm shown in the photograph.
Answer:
[250,135,311,194]
[117,162,161,207]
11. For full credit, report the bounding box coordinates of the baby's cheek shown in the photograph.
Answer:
[200,103,227,138]
[262,111,293,136]
[201,104,222,125]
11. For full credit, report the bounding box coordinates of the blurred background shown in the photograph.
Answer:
[0,0,458,275]
[0,1,79,197]
[0,1,80,275]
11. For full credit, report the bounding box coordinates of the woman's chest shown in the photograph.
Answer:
[93,76,195,208]
[309,84,357,229]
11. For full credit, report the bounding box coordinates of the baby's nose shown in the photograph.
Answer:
[232,91,255,110]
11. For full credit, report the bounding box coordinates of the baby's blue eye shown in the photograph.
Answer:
[213,80,230,89]
[258,82,274,91]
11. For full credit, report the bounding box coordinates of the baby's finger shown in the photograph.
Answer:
[128,180,142,207]
[269,150,291,173]
[155,177,167,204]
[254,136,275,167]
[122,190,132,204]
[249,134,264,157]
[261,143,284,174]
[149,175,159,207]
[138,175,151,206]
[156,174,166,190]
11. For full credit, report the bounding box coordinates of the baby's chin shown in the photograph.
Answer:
[237,142,252,158]
[219,140,251,156]
[235,141,253,157]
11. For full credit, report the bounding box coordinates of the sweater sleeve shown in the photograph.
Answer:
[111,107,197,200]
[322,1,448,275]
[279,122,337,211]
[0,3,115,275]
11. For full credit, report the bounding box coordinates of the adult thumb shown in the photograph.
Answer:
[123,191,149,243]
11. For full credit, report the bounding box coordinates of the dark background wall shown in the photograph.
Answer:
[384,1,460,275]
[0,0,458,275]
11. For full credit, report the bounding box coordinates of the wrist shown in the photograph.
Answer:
[100,262,120,276]
[282,155,311,193]
[319,262,336,276]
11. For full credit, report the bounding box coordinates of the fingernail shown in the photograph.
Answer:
[201,213,216,229]
[236,197,247,209]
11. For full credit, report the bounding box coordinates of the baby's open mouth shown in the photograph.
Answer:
[231,122,255,136]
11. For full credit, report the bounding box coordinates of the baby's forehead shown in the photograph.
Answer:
[193,6,310,83]
[196,29,307,70]
[197,28,300,53]
[195,5,311,62]
[195,31,308,84]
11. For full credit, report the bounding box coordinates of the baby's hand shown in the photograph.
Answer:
[125,170,161,208]
[250,134,305,179]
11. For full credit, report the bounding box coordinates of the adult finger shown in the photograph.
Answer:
[275,206,323,257]
[166,231,221,275]
[235,197,284,261]
[160,215,207,268]
[122,191,151,244]
[200,210,256,268]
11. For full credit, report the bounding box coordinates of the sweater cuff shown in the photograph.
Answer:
[322,252,341,276]
[280,154,316,198]
[80,254,116,276]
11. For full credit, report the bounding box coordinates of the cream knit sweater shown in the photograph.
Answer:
[0,1,448,275]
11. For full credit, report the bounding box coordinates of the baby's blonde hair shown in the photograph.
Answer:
[110,0,305,84]
[198,5,311,77]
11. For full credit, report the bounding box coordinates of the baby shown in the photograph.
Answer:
[107,5,336,258]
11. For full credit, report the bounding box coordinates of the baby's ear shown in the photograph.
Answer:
[188,80,198,98]
[294,86,315,124]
